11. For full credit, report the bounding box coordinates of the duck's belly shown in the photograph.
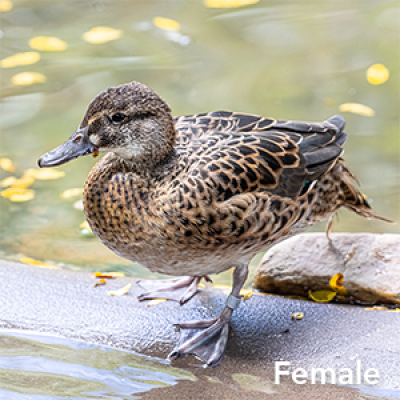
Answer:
[89,211,330,277]
[96,233,254,276]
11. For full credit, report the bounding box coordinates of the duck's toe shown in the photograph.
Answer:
[136,276,206,305]
[169,317,230,367]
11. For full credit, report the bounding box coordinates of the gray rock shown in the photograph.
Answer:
[254,233,400,305]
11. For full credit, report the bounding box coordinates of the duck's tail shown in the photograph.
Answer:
[338,163,393,223]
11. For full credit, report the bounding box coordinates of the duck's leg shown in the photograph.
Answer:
[137,275,212,305]
[169,263,248,367]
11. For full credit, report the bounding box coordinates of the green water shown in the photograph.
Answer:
[0,0,399,272]
[0,0,399,398]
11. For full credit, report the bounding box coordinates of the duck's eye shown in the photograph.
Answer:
[110,112,126,123]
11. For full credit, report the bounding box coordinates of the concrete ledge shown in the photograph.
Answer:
[0,259,400,393]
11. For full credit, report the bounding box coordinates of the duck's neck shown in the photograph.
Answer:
[110,148,181,182]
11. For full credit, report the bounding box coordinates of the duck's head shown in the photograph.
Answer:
[38,81,176,168]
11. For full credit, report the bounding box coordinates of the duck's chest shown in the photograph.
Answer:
[83,158,158,260]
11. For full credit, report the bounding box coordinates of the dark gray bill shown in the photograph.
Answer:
[37,127,96,168]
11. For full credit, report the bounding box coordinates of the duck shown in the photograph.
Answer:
[38,81,388,367]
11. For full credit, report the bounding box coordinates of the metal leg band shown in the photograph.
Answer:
[225,294,241,310]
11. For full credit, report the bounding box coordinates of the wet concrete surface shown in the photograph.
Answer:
[0,260,399,399]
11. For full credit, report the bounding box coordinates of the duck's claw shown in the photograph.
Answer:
[137,276,209,305]
[168,314,231,367]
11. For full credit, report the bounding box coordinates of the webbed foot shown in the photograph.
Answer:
[168,264,248,367]
[168,307,233,367]
[136,275,212,305]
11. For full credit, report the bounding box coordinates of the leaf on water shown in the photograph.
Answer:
[60,188,83,199]
[1,187,35,202]
[329,273,348,296]
[93,279,106,287]
[20,256,59,269]
[82,27,123,44]
[24,168,65,180]
[107,283,132,296]
[2,173,35,188]
[94,271,125,278]
[239,289,253,300]
[153,17,181,32]
[80,221,91,230]
[291,312,304,320]
[366,64,389,85]
[308,290,336,303]
[338,103,375,117]
[205,0,259,8]
[0,52,40,68]
[0,158,15,172]
[12,72,46,86]
[0,177,16,187]
[29,36,68,51]
[0,0,13,12]
[73,199,84,210]
[147,298,168,306]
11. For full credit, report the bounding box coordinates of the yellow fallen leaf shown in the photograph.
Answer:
[338,103,375,117]
[0,52,40,68]
[366,64,389,85]
[82,26,123,44]
[107,283,132,296]
[147,298,168,307]
[0,177,16,187]
[94,271,125,278]
[205,0,259,8]
[93,279,106,287]
[239,289,253,300]
[1,187,35,202]
[12,72,46,86]
[291,312,304,320]
[29,36,68,51]
[388,308,400,313]
[60,188,83,199]
[24,168,65,180]
[364,306,388,311]
[0,0,12,12]
[153,17,180,32]
[8,174,35,188]
[0,157,15,172]
[308,290,336,303]
[329,273,348,296]
[20,256,59,269]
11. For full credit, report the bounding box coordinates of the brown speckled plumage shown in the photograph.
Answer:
[39,81,386,366]
[81,83,379,277]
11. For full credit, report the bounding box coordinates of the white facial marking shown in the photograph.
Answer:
[89,134,100,146]
[112,143,144,159]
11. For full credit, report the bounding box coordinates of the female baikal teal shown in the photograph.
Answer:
[38,81,387,367]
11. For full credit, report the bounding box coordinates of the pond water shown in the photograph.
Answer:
[0,0,399,398]
[0,0,399,274]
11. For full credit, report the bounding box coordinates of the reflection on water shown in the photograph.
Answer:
[0,331,195,399]
[0,1,399,276]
